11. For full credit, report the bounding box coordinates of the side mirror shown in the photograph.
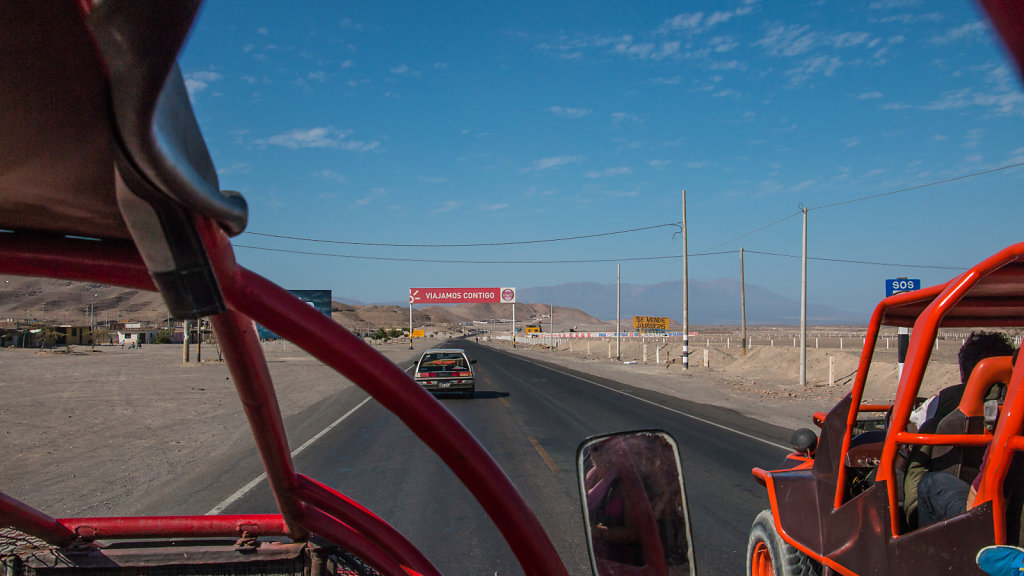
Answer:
[577,430,695,576]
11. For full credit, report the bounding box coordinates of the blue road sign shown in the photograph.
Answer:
[886,278,921,297]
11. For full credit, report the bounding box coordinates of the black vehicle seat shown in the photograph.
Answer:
[930,356,1013,482]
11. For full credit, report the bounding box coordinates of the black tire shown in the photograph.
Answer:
[746,509,821,576]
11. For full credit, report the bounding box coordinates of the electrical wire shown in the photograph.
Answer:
[234,243,960,270]
[809,161,1024,211]
[744,250,965,270]
[243,221,680,248]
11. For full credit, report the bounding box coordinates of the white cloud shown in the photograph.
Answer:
[484,203,510,211]
[389,64,420,77]
[351,189,387,208]
[757,24,815,57]
[430,200,461,214]
[930,21,987,45]
[658,7,755,34]
[649,159,672,168]
[585,166,632,178]
[339,18,362,31]
[612,35,680,60]
[651,76,682,85]
[529,156,583,171]
[257,127,380,151]
[684,161,708,169]
[787,55,843,85]
[184,71,222,96]
[317,169,348,183]
[841,137,860,148]
[611,112,642,126]
[549,106,592,118]
[790,180,816,192]
[418,176,448,183]
[217,162,250,176]
[340,59,355,69]
[856,91,883,99]
[434,62,448,69]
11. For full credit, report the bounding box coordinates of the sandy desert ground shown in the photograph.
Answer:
[0,331,966,519]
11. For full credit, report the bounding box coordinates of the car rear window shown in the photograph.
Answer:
[419,353,469,372]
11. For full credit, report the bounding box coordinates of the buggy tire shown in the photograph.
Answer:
[746,509,821,576]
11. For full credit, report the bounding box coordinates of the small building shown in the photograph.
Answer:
[119,328,159,345]
[55,325,93,346]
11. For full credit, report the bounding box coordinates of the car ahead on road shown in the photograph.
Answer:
[414,348,476,398]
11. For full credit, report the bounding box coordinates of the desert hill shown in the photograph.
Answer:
[0,275,608,333]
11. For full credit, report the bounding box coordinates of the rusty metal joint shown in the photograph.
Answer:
[233,530,261,553]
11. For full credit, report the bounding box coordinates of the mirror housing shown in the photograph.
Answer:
[577,430,695,576]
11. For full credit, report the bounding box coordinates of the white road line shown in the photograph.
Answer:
[511,354,792,453]
[206,363,420,515]
[205,396,373,515]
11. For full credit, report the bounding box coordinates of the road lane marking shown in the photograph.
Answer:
[208,363,422,514]
[206,393,377,515]
[528,435,561,473]
[499,397,511,408]
[510,355,791,453]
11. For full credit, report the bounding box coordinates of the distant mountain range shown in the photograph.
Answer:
[518,278,861,325]
[1,274,862,328]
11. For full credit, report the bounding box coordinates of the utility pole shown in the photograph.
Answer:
[616,263,621,360]
[740,248,747,356]
[90,294,95,349]
[549,303,553,350]
[182,318,190,363]
[800,206,808,387]
[682,189,689,370]
[196,318,202,362]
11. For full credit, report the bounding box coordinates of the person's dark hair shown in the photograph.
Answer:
[959,331,1016,383]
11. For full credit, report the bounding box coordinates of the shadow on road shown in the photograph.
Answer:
[437,390,509,400]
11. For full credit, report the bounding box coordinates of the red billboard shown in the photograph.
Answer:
[409,287,516,304]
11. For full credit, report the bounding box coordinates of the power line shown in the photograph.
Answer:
[235,243,960,271]
[701,210,803,252]
[234,244,686,264]
[809,161,1024,211]
[243,221,680,248]
[744,250,965,270]
[704,160,1024,250]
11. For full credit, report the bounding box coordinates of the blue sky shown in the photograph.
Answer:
[178,0,1024,318]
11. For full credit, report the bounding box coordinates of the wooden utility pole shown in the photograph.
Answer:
[741,247,747,356]
[182,318,190,363]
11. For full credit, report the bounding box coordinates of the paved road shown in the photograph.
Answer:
[221,339,793,575]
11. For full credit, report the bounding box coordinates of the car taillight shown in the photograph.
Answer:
[454,371,471,377]
[417,372,435,378]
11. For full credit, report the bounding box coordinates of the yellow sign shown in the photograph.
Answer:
[412,329,426,338]
[632,316,669,332]
[523,326,541,334]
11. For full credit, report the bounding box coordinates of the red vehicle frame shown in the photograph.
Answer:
[0,2,566,575]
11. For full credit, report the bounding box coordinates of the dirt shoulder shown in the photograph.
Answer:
[0,338,438,517]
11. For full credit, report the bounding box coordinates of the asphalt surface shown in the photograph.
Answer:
[220,339,793,575]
